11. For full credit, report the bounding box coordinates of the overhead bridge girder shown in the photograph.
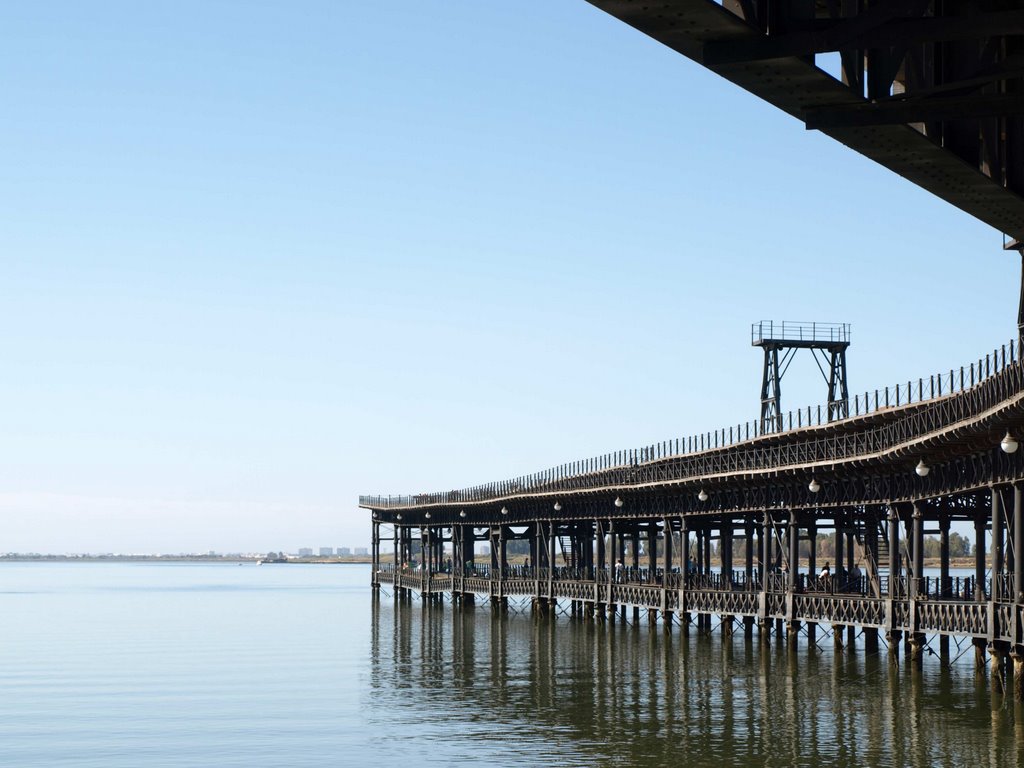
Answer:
[585,0,1024,241]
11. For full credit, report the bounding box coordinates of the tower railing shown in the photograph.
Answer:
[752,320,850,345]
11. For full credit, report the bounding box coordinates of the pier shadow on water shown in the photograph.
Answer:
[367,595,1024,767]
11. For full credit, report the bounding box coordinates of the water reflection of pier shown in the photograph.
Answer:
[364,343,1024,698]
[367,596,1021,766]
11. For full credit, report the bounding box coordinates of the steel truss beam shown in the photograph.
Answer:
[703,10,1024,65]
[583,0,1024,241]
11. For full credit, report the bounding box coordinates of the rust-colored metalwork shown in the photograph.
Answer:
[365,341,1024,692]
[365,0,1024,694]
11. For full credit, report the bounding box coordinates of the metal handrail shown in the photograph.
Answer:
[751,320,850,345]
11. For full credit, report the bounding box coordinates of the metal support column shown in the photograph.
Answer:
[827,344,850,421]
[744,521,755,637]
[549,520,556,607]
[498,524,507,610]
[909,502,925,664]
[1013,483,1024,700]
[786,511,800,647]
[647,522,657,580]
[887,506,900,657]
[994,488,1005,603]
[596,520,606,619]
[975,501,988,671]
[530,522,539,576]
[424,526,432,599]
[760,511,771,641]
[391,523,400,596]
[680,517,690,634]
[371,521,380,588]
[835,511,845,589]
[845,515,856,647]
[608,520,617,620]
[759,345,783,433]
[722,516,734,637]
[452,524,462,600]
[662,516,673,632]
[832,510,845,648]
[807,520,817,645]
[704,526,713,631]
[939,512,950,657]
[992,487,1007,689]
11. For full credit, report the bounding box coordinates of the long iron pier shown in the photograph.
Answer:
[363,339,1024,696]
[362,0,1024,699]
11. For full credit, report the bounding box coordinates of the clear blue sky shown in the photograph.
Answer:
[1,1,1013,554]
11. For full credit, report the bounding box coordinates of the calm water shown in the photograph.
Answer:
[2,562,1024,766]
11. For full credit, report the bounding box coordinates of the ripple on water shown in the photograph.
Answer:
[1,563,1023,767]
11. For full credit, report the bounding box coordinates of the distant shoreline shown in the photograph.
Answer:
[0,555,979,569]
[0,554,375,564]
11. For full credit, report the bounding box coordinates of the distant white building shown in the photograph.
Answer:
[354,547,368,556]
[297,548,313,557]
[319,547,334,557]
[338,547,351,556]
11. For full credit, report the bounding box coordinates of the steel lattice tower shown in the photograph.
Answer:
[752,321,850,433]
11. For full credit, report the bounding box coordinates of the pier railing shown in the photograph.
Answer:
[376,562,994,603]
[362,340,1023,509]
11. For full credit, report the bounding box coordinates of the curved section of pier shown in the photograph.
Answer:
[362,341,1024,694]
